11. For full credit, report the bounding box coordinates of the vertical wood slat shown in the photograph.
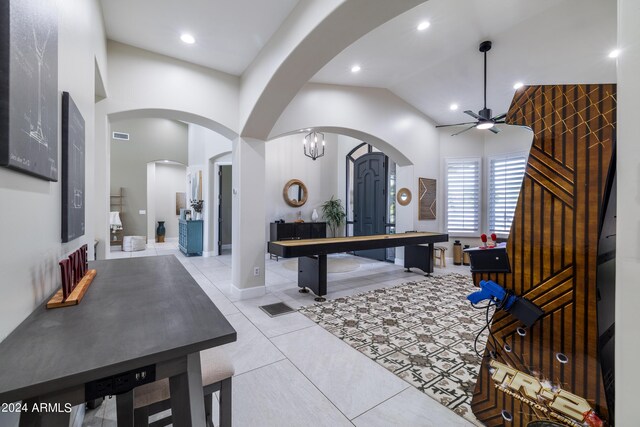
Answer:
[470,84,616,425]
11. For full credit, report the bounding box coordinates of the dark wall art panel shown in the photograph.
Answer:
[0,0,58,181]
[61,92,85,242]
[418,177,436,220]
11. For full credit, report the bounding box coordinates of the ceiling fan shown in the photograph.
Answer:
[436,40,506,136]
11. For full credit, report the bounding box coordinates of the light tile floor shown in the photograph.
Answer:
[84,243,476,427]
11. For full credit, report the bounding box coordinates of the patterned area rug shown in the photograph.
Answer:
[299,273,487,424]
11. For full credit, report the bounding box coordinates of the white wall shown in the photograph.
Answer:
[270,83,442,245]
[187,124,233,253]
[110,118,188,238]
[105,42,239,136]
[152,163,186,239]
[265,133,340,238]
[616,0,640,423]
[0,0,107,342]
[0,1,107,424]
[94,43,240,258]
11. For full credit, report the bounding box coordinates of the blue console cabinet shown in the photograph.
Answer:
[179,219,203,256]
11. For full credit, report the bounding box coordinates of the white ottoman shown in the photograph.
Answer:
[122,235,146,252]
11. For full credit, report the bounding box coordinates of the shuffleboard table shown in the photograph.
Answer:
[268,232,448,301]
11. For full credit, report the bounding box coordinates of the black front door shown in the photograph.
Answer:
[353,152,387,261]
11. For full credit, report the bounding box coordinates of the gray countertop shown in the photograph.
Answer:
[0,255,236,403]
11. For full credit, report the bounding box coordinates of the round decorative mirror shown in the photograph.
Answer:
[397,188,412,206]
[283,179,308,207]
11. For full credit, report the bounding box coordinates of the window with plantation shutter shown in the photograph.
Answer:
[445,158,480,235]
[488,154,527,234]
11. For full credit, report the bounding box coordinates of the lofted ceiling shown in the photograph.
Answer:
[99,0,617,129]
[99,0,300,75]
[312,0,617,127]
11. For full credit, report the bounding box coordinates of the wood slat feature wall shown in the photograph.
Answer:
[471,84,616,426]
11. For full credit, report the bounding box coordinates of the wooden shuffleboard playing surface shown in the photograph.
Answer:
[268,232,447,258]
[268,232,448,301]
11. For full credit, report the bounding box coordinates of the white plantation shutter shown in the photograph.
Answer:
[489,155,527,234]
[446,158,480,234]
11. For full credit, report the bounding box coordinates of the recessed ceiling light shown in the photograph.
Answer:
[513,82,524,90]
[608,49,620,58]
[351,65,361,73]
[180,33,195,44]
[450,103,458,111]
[417,21,430,31]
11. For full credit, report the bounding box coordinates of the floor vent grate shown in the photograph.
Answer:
[259,302,295,317]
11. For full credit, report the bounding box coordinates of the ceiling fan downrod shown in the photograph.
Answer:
[479,40,492,119]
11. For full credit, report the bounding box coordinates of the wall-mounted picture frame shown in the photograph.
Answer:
[61,92,85,242]
[418,178,436,220]
[0,0,59,181]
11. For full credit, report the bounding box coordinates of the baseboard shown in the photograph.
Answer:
[229,283,266,300]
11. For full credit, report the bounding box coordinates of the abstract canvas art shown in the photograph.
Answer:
[0,0,59,181]
[176,192,186,215]
[418,177,436,220]
[61,92,85,242]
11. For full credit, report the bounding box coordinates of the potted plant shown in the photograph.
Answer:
[190,199,204,220]
[321,196,346,237]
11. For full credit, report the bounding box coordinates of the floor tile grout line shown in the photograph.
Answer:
[231,356,288,379]
[272,338,359,426]
[227,305,354,424]
[267,323,316,339]
[348,384,411,421]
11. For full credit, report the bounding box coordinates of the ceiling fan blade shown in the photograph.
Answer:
[451,125,476,136]
[488,126,500,134]
[435,121,477,128]
[492,113,507,121]
[464,110,482,120]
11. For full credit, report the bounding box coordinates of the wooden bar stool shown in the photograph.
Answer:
[133,347,234,427]
[433,246,447,268]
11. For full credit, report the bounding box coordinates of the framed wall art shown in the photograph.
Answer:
[418,177,436,220]
[0,0,59,181]
[61,92,85,242]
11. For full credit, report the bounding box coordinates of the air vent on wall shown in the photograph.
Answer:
[112,132,130,141]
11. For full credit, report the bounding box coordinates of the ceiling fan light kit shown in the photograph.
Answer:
[476,122,494,130]
[436,40,507,136]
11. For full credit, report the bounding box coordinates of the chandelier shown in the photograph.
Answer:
[303,130,325,160]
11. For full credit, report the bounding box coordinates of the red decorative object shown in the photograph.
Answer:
[50,245,97,309]
[59,259,73,299]
[584,410,603,427]
[480,234,487,247]
[490,233,497,242]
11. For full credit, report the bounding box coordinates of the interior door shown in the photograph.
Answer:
[353,152,387,261]
[218,165,232,254]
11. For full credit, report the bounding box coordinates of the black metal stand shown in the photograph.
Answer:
[298,255,327,301]
[404,244,434,276]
